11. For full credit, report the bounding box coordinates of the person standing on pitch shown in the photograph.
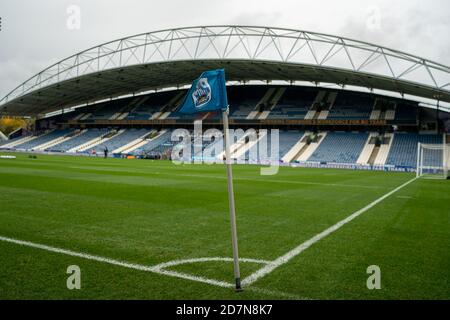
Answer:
[104,146,108,159]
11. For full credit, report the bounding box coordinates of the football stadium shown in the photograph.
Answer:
[0,20,449,303]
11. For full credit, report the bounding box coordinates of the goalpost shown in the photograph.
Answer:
[416,134,450,179]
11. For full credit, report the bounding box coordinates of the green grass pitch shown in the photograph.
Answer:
[0,153,448,300]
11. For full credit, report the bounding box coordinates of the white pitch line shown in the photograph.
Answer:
[0,235,303,298]
[0,235,233,288]
[0,177,418,292]
[0,235,155,271]
[0,236,295,291]
[242,177,418,286]
[247,287,311,300]
[149,269,233,288]
[152,257,270,270]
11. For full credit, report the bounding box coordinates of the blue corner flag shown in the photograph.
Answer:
[178,69,228,114]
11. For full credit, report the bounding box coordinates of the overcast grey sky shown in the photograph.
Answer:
[0,0,449,98]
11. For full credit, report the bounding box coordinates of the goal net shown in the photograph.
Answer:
[417,139,450,179]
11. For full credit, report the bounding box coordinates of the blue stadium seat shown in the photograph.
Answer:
[15,129,74,150]
[386,133,442,168]
[244,131,304,161]
[0,135,29,147]
[126,91,180,120]
[131,130,173,156]
[267,88,316,119]
[48,129,109,152]
[88,100,126,120]
[308,132,369,163]
[86,129,150,153]
[327,92,374,120]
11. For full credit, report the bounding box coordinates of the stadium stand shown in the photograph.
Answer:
[126,91,181,120]
[267,88,317,119]
[131,130,173,156]
[232,130,265,160]
[125,102,156,120]
[327,92,374,120]
[307,132,369,163]
[304,91,337,120]
[201,134,224,160]
[75,130,123,153]
[372,134,394,166]
[370,99,397,120]
[278,131,306,159]
[48,129,109,152]
[282,133,308,163]
[247,88,277,120]
[3,85,446,169]
[35,129,83,151]
[147,140,175,158]
[190,131,218,157]
[0,134,31,148]
[295,133,327,161]
[228,87,268,119]
[386,133,443,168]
[116,130,157,154]
[356,133,394,166]
[14,129,74,150]
[256,88,286,119]
[394,102,418,123]
[87,100,127,120]
[242,130,305,162]
[43,86,424,125]
[85,129,150,154]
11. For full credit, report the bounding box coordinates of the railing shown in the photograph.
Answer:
[2,25,449,106]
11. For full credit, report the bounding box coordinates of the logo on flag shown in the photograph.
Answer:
[177,69,228,114]
[192,78,212,108]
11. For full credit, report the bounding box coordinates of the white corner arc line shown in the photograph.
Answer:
[149,268,234,288]
[242,177,418,286]
[246,286,311,300]
[0,236,258,289]
[152,257,270,270]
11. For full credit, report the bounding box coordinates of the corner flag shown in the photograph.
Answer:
[178,69,228,114]
[178,69,242,291]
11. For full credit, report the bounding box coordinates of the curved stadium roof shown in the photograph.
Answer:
[1,25,450,117]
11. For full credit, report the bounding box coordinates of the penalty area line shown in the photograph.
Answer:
[242,176,418,286]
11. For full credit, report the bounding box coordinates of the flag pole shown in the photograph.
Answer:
[222,107,242,292]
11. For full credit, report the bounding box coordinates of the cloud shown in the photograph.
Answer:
[0,0,449,99]
[336,0,450,64]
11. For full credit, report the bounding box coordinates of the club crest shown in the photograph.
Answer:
[192,78,212,109]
